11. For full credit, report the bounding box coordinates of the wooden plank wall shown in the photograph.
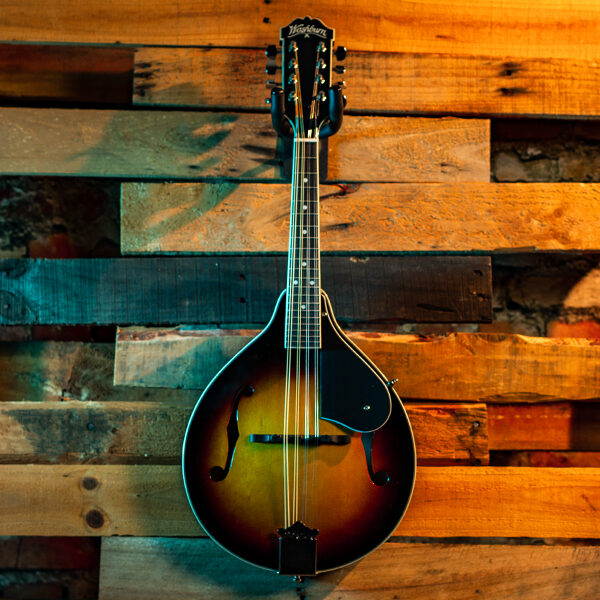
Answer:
[1,1,600,599]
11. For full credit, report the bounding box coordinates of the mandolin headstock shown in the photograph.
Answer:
[267,16,346,140]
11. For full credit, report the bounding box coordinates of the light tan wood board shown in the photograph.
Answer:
[99,537,600,600]
[0,109,489,181]
[121,182,600,253]
[1,465,599,537]
[2,1,599,60]
[134,47,600,117]
[115,329,600,402]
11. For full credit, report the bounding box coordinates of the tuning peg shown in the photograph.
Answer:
[336,80,346,88]
[334,65,346,74]
[265,64,279,75]
[343,95,347,107]
[265,44,278,59]
[335,46,347,61]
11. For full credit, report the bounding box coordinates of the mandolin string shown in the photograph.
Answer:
[293,56,305,525]
[284,58,302,528]
[283,128,297,529]
[303,51,323,522]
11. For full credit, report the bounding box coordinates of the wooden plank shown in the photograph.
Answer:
[0,257,492,325]
[134,46,600,117]
[488,403,600,451]
[115,330,600,403]
[493,451,600,467]
[1,465,599,537]
[99,537,600,600]
[0,109,489,181]
[2,1,599,61]
[0,341,191,404]
[0,44,133,104]
[0,401,488,466]
[121,182,600,253]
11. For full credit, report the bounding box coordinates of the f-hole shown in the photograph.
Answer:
[361,432,390,486]
[209,385,255,481]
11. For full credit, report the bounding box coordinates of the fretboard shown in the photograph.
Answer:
[285,137,321,349]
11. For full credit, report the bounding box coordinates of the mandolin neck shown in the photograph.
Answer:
[285,136,321,350]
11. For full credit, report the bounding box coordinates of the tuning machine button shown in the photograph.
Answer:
[337,80,346,88]
[334,65,346,74]
[265,44,278,59]
[265,64,279,75]
[335,46,347,61]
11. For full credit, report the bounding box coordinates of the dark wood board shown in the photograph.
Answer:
[0,256,492,325]
[0,44,133,105]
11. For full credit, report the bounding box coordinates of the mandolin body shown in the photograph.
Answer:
[182,290,416,574]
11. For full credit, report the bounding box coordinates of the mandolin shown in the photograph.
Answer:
[182,16,416,577]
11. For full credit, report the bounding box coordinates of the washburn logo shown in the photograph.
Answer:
[288,23,327,38]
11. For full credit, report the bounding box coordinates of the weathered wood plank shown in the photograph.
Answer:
[0,401,488,465]
[0,109,489,181]
[488,403,600,451]
[121,182,600,253]
[0,44,133,104]
[0,341,191,403]
[493,451,600,467]
[2,1,599,61]
[99,537,600,600]
[134,46,600,117]
[1,466,599,537]
[0,257,492,325]
[115,330,600,403]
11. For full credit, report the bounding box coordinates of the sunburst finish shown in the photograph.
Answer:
[183,292,416,573]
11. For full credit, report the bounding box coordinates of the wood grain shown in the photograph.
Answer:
[115,329,600,403]
[121,182,600,253]
[0,109,489,181]
[0,257,492,325]
[1,465,599,537]
[2,1,599,60]
[134,46,600,117]
[0,401,488,465]
[0,341,188,404]
[99,537,600,600]
[488,403,600,451]
[0,44,133,104]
